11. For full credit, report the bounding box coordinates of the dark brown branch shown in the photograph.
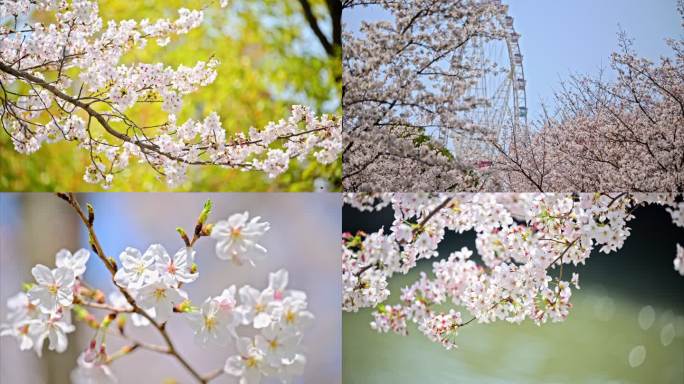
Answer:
[297,0,334,56]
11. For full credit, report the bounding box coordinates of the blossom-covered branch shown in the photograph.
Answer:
[343,193,684,349]
[1,193,314,383]
[496,23,684,191]
[341,0,511,191]
[0,0,341,188]
[342,0,683,192]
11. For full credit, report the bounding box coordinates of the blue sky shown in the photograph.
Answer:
[344,0,682,119]
[508,0,681,119]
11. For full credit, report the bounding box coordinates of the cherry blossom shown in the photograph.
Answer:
[70,350,118,384]
[342,0,510,191]
[256,324,301,367]
[0,292,40,352]
[155,246,198,285]
[28,265,75,313]
[675,244,684,275]
[186,297,237,347]
[224,337,267,384]
[498,27,684,192]
[1,195,314,383]
[238,285,277,329]
[274,296,315,332]
[113,246,161,290]
[211,212,270,266]
[343,192,683,349]
[55,248,91,277]
[342,0,683,192]
[29,310,75,356]
[136,280,186,323]
[0,0,342,189]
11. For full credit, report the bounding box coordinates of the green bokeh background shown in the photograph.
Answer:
[343,203,684,384]
[0,0,341,191]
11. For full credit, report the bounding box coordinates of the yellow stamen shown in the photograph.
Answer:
[245,356,258,368]
[231,227,242,238]
[153,288,166,300]
[204,316,216,330]
[285,310,296,324]
[135,263,146,275]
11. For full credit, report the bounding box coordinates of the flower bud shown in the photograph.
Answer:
[21,282,34,292]
[94,290,106,304]
[198,199,213,225]
[201,223,213,236]
[176,299,193,313]
[176,227,190,246]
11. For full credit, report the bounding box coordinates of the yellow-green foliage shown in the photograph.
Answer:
[0,0,341,191]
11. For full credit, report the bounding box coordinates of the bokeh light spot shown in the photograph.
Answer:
[638,305,655,330]
[628,345,646,368]
[660,323,675,346]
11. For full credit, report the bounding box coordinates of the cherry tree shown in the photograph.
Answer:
[341,0,510,192]
[343,192,683,349]
[342,0,683,192]
[497,25,684,192]
[1,193,314,383]
[0,0,342,189]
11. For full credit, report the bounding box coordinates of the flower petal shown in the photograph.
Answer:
[31,264,53,285]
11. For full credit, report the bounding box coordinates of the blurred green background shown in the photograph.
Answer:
[343,203,684,383]
[0,0,341,191]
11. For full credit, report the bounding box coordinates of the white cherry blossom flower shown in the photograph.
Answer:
[215,285,238,312]
[279,354,307,383]
[675,244,684,276]
[0,319,34,352]
[156,246,198,286]
[237,285,274,329]
[70,351,118,384]
[114,246,160,289]
[274,297,314,332]
[255,324,300,367]
[224,337,267,384]
[30,311,75,357]
[0,292,41,352]
[137,281,185,323]
[211,212,270,266]
[55,248,90,277]
[28,265,75,313]
[186,297,236,346]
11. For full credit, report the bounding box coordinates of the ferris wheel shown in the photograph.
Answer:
[439,0,528,156]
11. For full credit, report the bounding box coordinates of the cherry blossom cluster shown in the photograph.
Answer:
[1,196,313,383]
[343,192,683,349]
[499,23,684,191]
[342,0,513,191]
[0,0,341,188]
[668,201,684,275]
[342,0,683,192]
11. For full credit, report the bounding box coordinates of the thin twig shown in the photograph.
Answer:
[57,193,220,383]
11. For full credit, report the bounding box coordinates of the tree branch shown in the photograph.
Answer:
[297,0,334,56]
[56,193,220,383]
